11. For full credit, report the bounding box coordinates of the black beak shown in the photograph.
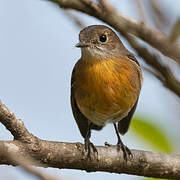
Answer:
[75,41,90,48]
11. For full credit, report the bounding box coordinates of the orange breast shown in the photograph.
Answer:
[73,56,141,126]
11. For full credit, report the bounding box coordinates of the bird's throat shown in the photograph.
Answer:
[81,47,113,62]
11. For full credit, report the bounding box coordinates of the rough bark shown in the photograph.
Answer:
[0,101,180,179]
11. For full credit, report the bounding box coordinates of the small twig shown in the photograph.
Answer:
[81,0,102,15]
[150,0,165,18]
[170,18,180,41]
[121,33,180,97]
[134,0,147,23]
[149,0,168,30]
[81,0,180,97]
[48,0,180,63]
[58,0,180,98]
[47,0,180,97]
[64,10,85,29]
[142,66,164,82]
[1,0,180,179]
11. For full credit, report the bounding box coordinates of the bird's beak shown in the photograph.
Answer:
[75,41,90,48]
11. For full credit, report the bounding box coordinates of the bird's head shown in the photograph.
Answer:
[76,25,127,61]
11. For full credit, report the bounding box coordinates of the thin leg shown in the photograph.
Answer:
[113,123,132,161]
[84,123,98,158]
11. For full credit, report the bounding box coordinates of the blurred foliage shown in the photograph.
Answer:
[131,117,173,153]
[148,179,166,180]
[131,116,175,180]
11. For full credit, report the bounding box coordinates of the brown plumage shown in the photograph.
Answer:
[71,25,142,160]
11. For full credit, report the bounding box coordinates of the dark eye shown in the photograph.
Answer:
[99,34,107,43]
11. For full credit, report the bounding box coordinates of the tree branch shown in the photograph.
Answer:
[170,18,180,41]
[149,0,169,30]
[64,10,85,29]
[0,101,180,179]
[5,149,60,180]
[2,1,180,179]
[48,0,180,63]
[119,33,180,97]
[59,0,180,97]
[134,0,147,23]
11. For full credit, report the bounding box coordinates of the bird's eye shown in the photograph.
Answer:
[99,34,107,43]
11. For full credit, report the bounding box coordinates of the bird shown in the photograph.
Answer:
[71,25,142,160]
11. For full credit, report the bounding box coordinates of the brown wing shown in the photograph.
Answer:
[71,64,102,138]
[127,53,140,66]
[117,53,141,135]
[118,98,138,135]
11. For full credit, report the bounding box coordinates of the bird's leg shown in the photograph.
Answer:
[84,123,98,158]
[104,141,112,147]
[113,123,133,161]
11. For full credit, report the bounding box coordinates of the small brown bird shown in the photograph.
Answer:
[71,25,142,160]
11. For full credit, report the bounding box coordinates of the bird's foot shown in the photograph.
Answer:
[117,141,133,161]
[104,141,112,147]
[85,138,98,159]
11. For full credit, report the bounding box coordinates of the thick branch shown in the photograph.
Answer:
[1,140,180,179]
[0,102,180,179]
[48,0,180,63]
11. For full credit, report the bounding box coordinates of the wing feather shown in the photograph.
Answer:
[71,65,102,138]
